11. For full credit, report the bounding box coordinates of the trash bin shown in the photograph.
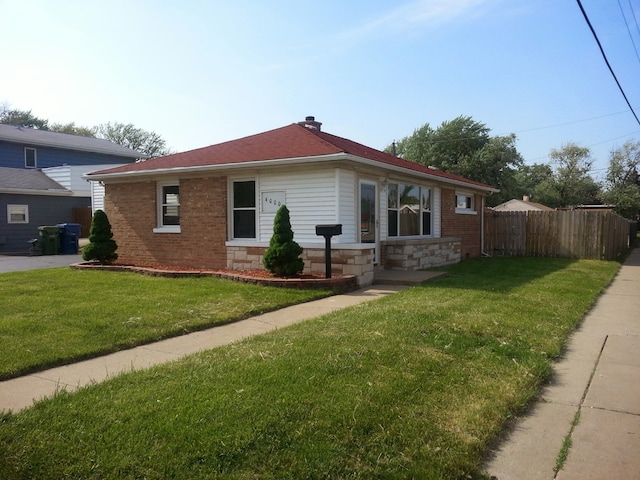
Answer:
[38,226,61,255]
[56,223,81,254]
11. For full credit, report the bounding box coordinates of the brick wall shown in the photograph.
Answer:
[104,176,228,269]
[440,187,482,259]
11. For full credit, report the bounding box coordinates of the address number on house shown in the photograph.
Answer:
[261,191,286,213]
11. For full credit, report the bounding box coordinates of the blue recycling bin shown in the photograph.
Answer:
[56,223,81,254]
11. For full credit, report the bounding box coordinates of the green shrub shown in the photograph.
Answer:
[82,209,118,265]
[262,205,304,277]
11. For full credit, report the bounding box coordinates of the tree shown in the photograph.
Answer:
[82,209,118,265]
[601,140,640,219]
[96,122,171,157]
[547,143,601,208]
[50,122,97,137]
[387,116,523,205]
[0,107,49,129]
[262,205,304,277]
[514,163,555,202]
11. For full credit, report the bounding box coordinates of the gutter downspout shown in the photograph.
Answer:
[481,195,491,257]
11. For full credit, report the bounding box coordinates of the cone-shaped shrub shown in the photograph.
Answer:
[82,209,118,265]
[262,205,303,277]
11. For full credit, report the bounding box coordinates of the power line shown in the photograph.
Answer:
[507,110,629,135]
[617,0,640,66]
[627,0,640,40]
[576,0,640,126]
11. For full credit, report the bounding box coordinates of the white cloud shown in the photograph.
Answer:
[343,0,499,39]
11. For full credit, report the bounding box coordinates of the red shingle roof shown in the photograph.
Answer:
[88,123,495,190]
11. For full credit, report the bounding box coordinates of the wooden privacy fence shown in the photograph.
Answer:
[484,210,633,260]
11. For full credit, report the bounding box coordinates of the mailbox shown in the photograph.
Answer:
[315,224,342,237]
[315,224,343,279]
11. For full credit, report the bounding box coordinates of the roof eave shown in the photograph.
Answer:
[84,153,348,181]
[342,154,499,193]
[0,188,74,196]
[86,151,499,193]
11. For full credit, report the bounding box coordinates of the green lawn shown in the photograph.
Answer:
[0,268,330,380]
[0,257,619,479]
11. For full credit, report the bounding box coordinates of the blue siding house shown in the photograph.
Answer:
[0,124,145,254]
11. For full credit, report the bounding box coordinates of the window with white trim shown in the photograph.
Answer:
[387,183,432,237]
[25,148,36,168]
[232,180,256,239]
[7,204,29,224]
[455,193,475,214]
[154,182,180,232]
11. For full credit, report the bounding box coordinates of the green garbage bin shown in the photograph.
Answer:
[38,226,61,255]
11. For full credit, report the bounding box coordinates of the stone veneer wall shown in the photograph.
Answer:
[227,246,375,286]
[381,237,461,270]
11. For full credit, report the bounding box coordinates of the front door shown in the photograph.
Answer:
[360,181,378,264]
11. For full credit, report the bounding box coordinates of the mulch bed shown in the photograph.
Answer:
[71,262,359,292]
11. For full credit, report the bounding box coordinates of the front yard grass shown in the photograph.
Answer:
[0,268,330,380]
[0,257,619,479]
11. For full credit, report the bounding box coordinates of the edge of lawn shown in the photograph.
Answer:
[1,270,336,381]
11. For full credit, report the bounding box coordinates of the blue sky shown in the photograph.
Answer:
[1,0,639,181]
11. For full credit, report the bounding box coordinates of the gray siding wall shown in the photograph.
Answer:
[0,194,90,253]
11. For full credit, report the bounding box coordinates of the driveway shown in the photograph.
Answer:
[0,254,82,273]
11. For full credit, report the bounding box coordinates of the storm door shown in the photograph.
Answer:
[359,180,379,264]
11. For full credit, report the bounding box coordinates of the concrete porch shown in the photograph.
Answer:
[373,268,448,286]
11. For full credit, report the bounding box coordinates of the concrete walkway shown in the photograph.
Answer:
[485,247,640,480]
[0,284,409,412]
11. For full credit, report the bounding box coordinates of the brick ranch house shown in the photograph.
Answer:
[86,117,497,286]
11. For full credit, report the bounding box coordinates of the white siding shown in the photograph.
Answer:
[379,178,389,241]
[257,169,339,243]
[44,164,125,212]
[335,169,357,243]
[91,181,105,212]
[432,187,441,237]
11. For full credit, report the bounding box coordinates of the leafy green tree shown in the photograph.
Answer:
[601,139,640,219]
[0,107,49,129]
[387,116,523,205]
[96,122,171,157]
[514,163,555,204]
[82,210,118,265]
[262,205,304,277]
[547,143,601,208]
[50,122,97,137]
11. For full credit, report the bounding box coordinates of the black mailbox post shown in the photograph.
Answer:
[315,224,342,279]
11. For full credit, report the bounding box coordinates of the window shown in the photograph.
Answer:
[25,148,36,168]
[7,205,29,224]
[233,180,256,238]
[421,188,431,235]
[455,193,475,213]
[154,182,180,232]
[387,183,432,237]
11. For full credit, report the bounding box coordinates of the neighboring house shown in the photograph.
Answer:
[492,196,554,212]
[0,124,145,253]
[0,167,90,252]
[87,117,497,286]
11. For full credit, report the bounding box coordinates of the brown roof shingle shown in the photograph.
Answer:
[89,123,495,190]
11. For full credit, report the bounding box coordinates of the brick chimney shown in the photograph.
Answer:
[298,116,322,131]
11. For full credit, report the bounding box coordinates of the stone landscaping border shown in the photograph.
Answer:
[71,262,359,292]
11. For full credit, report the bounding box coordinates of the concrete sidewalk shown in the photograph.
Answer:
[485,247,640,480]
[0,285,406,412]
